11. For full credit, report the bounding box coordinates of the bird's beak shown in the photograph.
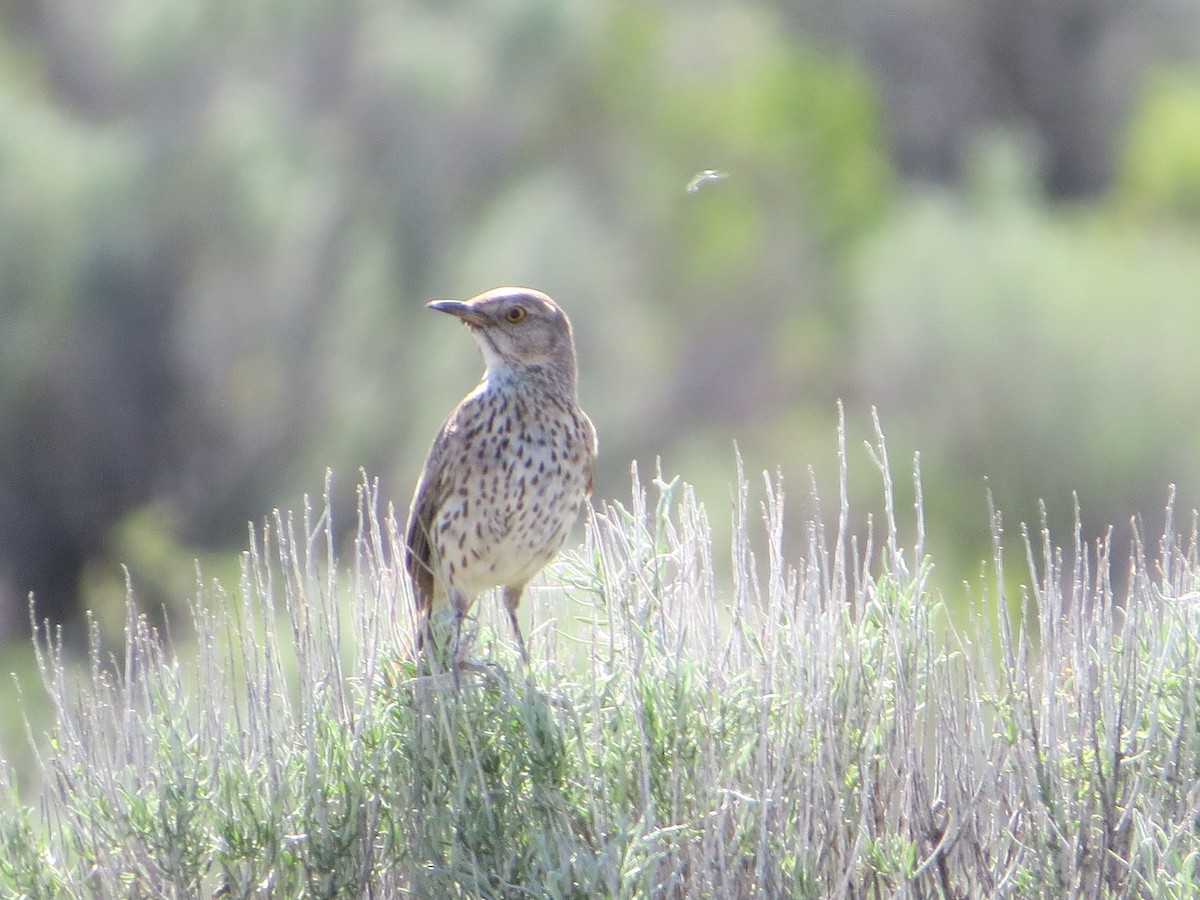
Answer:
[426,299,488,327]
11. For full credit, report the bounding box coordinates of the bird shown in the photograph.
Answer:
[404,287,597,673]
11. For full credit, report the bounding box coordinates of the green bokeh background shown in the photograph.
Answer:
[1,0,1198,655]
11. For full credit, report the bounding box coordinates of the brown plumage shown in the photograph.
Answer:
[405,287,596,669]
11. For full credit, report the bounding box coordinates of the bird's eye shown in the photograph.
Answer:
[506,306,527,323]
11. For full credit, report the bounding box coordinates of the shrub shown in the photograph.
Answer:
[2,416,1198,897]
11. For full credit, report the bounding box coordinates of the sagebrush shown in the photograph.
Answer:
[2,418,1198,898]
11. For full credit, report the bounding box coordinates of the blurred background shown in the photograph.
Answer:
[2,0,1200,653]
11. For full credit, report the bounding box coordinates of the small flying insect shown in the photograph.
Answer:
[686,169,730,193]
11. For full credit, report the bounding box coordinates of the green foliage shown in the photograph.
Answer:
[0,72,138,402]
[7,0,1197,644]
[853,139,1200,578]
[0,766,64,896]
[592,1,891,280]
[1120,68,1200,221]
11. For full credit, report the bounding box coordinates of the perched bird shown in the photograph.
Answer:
[404,287,597,670]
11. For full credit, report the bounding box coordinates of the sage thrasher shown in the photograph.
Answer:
[405,287,597,669]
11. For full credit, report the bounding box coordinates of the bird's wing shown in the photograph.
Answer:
[404,420,458,617]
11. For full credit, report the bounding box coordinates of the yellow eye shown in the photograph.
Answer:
[506,306,527,323]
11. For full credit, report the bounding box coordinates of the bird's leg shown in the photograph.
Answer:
[503,584,529,664]
[413,611,442,680]
[415,612,433,655]
[449,603,467,689]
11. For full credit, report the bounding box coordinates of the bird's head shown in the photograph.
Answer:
[427,287,577,386]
